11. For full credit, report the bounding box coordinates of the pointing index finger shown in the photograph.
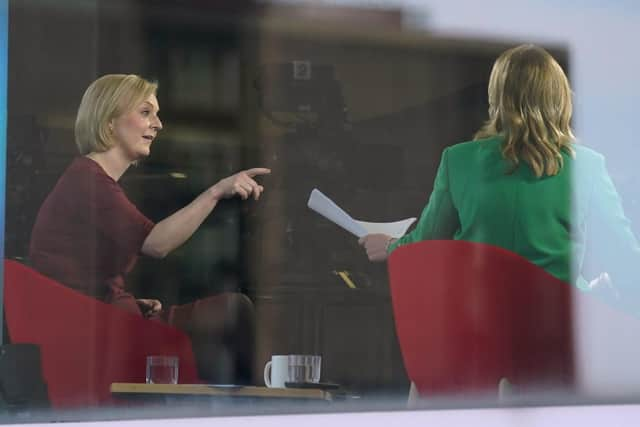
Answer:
[245,168,271,178]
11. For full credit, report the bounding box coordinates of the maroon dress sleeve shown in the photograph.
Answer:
[91,172,155,261]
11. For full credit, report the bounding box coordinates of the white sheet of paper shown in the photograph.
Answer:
[307,189,416,238]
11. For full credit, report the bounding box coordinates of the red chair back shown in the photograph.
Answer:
[388,240,574,396]
[3,259,200,408]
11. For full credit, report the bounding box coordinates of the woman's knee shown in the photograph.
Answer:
[222,292,255,325]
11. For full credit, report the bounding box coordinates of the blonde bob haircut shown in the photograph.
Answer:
[75,74,158,155]
[474,44,575,177]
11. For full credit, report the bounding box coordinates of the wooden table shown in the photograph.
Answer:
[111,383,333,402]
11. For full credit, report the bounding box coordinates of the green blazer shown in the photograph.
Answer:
[390,136,640,300]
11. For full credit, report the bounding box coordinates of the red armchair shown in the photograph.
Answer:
[387,240,574,397]
[3,259,200,408]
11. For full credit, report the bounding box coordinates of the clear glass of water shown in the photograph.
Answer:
[288,355,322,383]
[146,355,179,384]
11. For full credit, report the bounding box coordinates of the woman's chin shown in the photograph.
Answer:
[136,148,151,159]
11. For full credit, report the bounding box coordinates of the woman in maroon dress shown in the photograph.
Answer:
[29,74,270,383]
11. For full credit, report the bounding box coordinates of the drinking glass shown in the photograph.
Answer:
[146,355,179,384]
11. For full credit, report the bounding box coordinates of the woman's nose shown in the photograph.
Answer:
[152,117,163,131]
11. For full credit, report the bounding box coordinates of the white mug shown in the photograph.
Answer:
[264,355,289,388]
[264,354,322,388]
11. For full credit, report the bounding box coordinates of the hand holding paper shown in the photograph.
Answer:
[307,189,416,238]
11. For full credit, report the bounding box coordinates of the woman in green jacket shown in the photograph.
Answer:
[359,44,640,306]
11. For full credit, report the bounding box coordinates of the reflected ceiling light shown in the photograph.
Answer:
[169,172,188,179]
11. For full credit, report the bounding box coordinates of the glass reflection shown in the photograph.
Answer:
[3,0,640,422]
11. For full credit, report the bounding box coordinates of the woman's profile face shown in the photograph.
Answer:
[110,93,163,161]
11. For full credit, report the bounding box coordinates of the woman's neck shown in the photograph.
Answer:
[85,149,131,181]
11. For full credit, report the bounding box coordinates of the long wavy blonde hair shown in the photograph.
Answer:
[474,44,575,177]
